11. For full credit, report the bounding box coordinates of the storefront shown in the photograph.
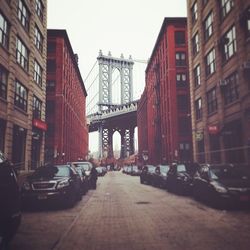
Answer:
[222,119,244,163]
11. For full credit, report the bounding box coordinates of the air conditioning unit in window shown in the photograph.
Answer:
[218,79,227,87]
[242,61,250,69]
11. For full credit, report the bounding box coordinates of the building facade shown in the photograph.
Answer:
[0,0,47,170]
[46,29,88,164]
[138,18,192,165]
[187,0,250,164]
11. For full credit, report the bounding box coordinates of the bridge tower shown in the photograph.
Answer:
[97,50,135,159]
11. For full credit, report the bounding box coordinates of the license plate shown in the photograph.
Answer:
[37,194,47,200]
[240,195,249,201]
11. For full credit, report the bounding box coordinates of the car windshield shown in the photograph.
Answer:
[76,163,91,171]
[159,165,169,173]
[210,167,250,180]
[32,165,70,178]
[177,164,187,172]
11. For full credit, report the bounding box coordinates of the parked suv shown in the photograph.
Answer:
[21,164,82,208]
[0,151,21,249]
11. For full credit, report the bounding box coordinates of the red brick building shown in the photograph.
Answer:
[137,17,192,165]
[187,0,250,164]
[45,29,88,164]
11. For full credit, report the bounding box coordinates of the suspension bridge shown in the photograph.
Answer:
[85,50,147,159]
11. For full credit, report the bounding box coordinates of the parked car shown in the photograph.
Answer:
[96,167,105,176]
[0,151,21,250]
[166,163,195,194]
[21,164,82,208]
[152,164,170,188]
[140,165,156,184]
[131,165,141,176]
[192,163,250,208]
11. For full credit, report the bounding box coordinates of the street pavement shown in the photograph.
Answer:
[11,171,250,250]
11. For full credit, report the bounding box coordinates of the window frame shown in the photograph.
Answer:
[207,87,218,114]
[194,64,201,87]
[204,11,213,41]
[33,95,42,119]
[192,32,199,55]
[205,48,216,76]
[220,0,234,20]
[35,0,44,21]
[191,1,198,24]
[175,52,186,67]
[175,31,186,46]
[17,0,30,31]
[34,25,43,53]
[221,25,237,62]
[195,98,202,120]
[14,80,28,112]
[34,60,43,87]
[223,72,239,105]
[0,12,10,49]
[16,37,29,71]
[0,65,8,100]
[176,72,187,87]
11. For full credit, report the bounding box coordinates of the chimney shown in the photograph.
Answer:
[74,53,79,64]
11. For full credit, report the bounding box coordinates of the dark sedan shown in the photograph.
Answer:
[193,164,250,208]
[140,165,156,184]
[166,163,195,194]
[151,164,170,188]
[0,151,21,249]
[21,164,82,208]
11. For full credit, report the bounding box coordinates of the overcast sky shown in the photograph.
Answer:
[47,0,188,154]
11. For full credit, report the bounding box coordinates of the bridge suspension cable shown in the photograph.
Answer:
[84,60,98,84]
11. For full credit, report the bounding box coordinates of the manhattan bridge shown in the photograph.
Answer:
[85,50,147,160]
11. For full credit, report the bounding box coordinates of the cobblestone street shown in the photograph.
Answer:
[10,171,250,250]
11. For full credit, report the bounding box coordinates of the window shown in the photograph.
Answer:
[14,80,28,111]
[179,143,191,162]
[178,117,191,136]
[34,60,42,86]
[204,12,213,41]
[220,0,234,19]
[223,72,239,105]
[221,26,236,61]
[0,66,8,99]
[47,80,56,91]
[207,87,217,114]
[47,42,56,53]
[176,73,187,87]
[194,64,201,87]
[191,1,198,23]
[16,37,28,71]
[176,52,186,66]
[247,18,250,38]
[33,96,42,119]
[35,0,44,21]
[177,95,189,112]
[17,0,30,31]
[47,60,56,72]
[35,25,43,53]
[195,98,202,120]
[205,48,216,76]
[192,32,199,55]
[175,31,185,46]
[0,13,9,49]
